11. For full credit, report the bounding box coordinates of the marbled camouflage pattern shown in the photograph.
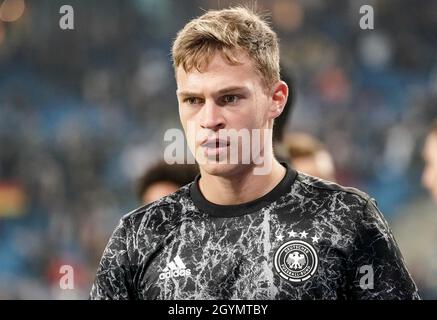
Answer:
[90,171,420,300]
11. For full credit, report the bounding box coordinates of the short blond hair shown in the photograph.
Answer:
[172,6,280,90]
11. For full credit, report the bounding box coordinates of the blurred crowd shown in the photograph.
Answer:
[0,0,437,299]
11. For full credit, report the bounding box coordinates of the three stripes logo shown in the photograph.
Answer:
[159,256,191,280]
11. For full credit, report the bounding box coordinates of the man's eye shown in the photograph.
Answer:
[222,95,239,104]
[184,97,203,105]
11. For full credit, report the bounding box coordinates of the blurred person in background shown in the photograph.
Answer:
[392,119,437,299]
[422,119,437,203]
[282,132,336,182]
[137,161,198,205]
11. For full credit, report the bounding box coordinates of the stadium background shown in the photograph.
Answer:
[0,0,437,299]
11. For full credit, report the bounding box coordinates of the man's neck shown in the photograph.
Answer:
[198,160,286,205]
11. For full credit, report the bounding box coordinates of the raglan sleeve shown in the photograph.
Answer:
[89,217,135,300]
[345,198,420,299]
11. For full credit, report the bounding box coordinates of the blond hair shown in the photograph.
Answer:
[172,6,280,90]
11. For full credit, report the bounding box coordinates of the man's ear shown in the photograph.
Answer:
[269,81,289,119]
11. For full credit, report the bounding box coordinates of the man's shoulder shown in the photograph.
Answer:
[293,171,372,208]
[291,172,385,234]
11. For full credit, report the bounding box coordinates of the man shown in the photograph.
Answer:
[422,119,437,203]
[137,161,198,205]
[282,132,336,181]
[90,7,419,299]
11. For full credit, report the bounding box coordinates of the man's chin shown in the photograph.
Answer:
[199,161,250,178]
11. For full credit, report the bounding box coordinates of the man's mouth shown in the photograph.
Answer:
[200,138,230,157]
[201,138,230,148]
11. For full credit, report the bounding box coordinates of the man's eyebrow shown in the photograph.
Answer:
[216,86,249,95]
[177,86,249,97]
[176,90,201,97]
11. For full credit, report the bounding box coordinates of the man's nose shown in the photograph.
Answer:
[200,101,225,131]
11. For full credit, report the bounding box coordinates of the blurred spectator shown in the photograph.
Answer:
[422,119,437,203]
[392,196,437,299]
[391,118,437,299]
[137,161,198,205]
[282,132,336,181]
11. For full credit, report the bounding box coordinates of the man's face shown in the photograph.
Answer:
[422,132,437,202]
[176,51,286,177]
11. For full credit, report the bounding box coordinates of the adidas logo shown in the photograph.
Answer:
[159,256,191,280]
